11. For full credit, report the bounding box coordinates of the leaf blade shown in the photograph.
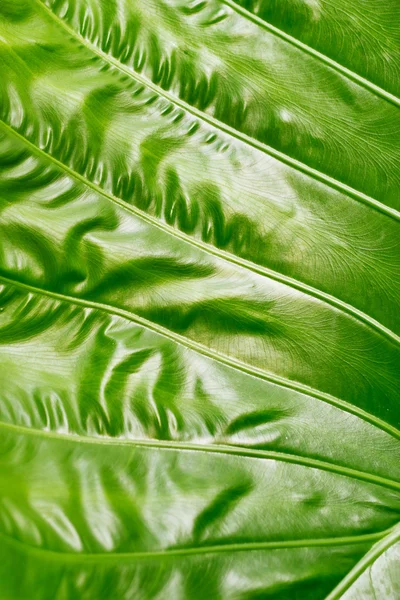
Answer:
[0,0,399,598]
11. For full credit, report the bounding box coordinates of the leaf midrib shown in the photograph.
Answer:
[1,274,400,443]
[1,120,398,349]
[221,0,400,107]
[34,0,400,223]
[325,524,400,600]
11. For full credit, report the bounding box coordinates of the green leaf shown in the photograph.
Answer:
[0,0,399,598]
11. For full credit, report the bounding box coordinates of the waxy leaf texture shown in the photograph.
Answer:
[0,0,399,598]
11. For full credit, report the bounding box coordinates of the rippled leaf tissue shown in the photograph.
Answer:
[0,0,399,598]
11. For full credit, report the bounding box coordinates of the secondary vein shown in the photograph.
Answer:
[1,419,400,491]
[0,119,398,349]
[1,274,400,442]
[34,0,400,223]
[0,524,394,563]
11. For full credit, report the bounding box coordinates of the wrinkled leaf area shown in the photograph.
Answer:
[0,0,399,598]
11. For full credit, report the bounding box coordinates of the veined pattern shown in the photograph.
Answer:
[0,0,399,598]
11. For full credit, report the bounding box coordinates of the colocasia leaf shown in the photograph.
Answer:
[0,0,399,598]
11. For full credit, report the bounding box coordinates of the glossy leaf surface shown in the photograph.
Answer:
[0,0,399,598]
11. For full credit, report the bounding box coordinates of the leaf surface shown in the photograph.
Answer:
[0,0,399,598]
